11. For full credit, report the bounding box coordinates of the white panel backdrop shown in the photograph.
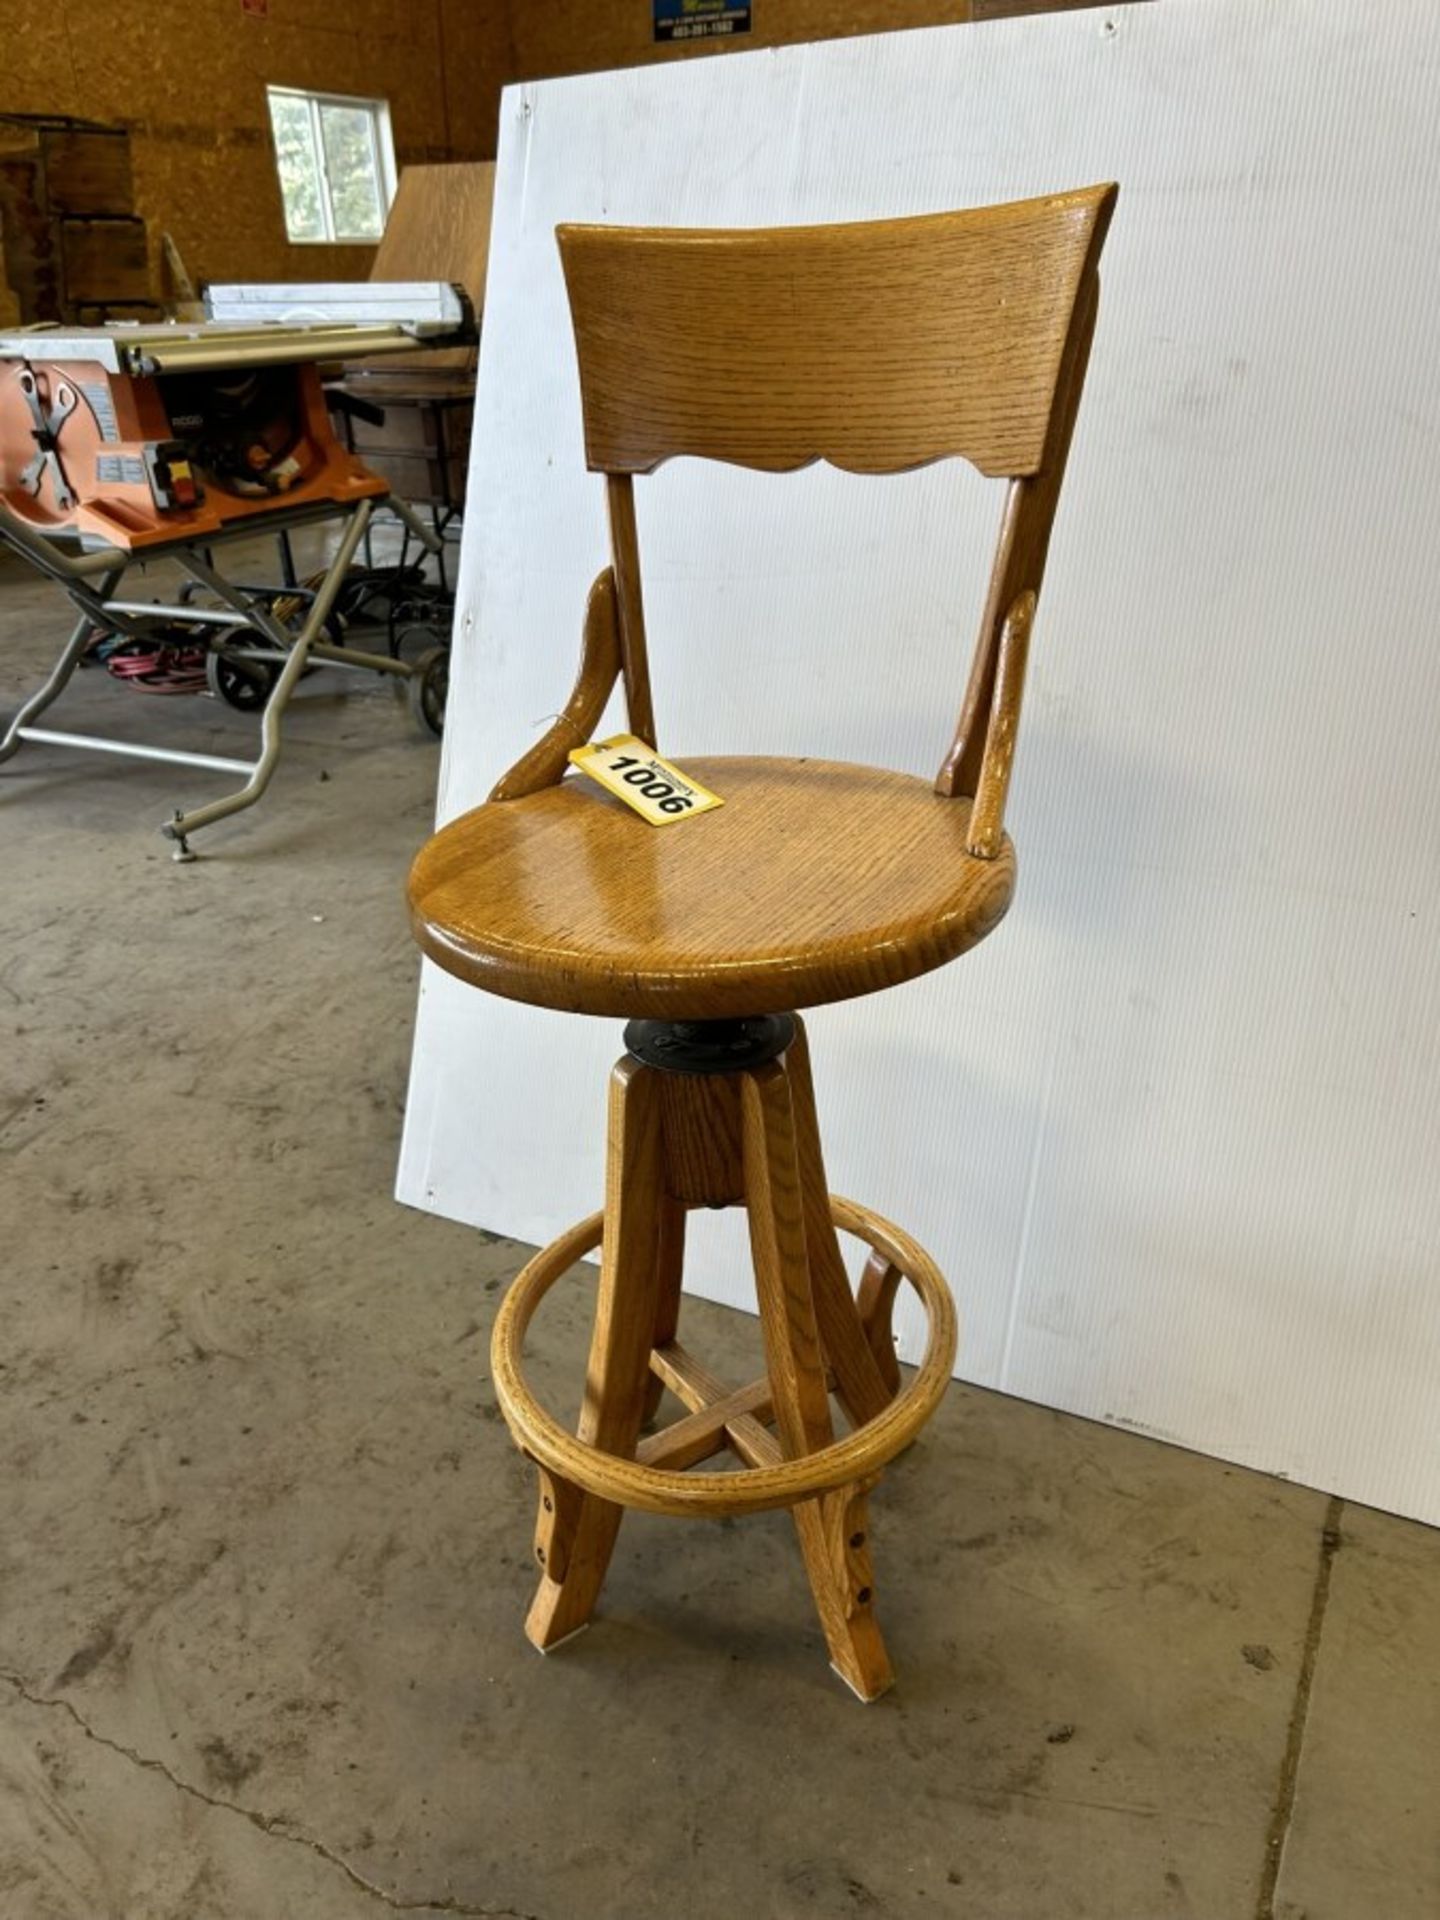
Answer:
[399,0,1440,1524]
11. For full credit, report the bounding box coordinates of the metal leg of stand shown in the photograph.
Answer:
[433,504,451,594]
[161,499,375,856]
[0,566,124,765]
[396,520,413,644]
[387,495,443,558]
[0,610,103,763]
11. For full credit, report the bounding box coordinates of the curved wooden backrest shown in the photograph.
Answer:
[496,186,1117,845]
[557,185,1116,479]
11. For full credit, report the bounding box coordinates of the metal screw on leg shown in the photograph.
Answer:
[163,817,196,863]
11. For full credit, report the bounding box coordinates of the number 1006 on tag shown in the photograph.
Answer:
[568,734,725,827]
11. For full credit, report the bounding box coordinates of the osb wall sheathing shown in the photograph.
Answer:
[502,0,1135,82]
[0,0,1128,292]
[507,0,967,81]
[0,0,509,289]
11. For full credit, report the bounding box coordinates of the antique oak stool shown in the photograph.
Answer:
[408,184,1116,1699]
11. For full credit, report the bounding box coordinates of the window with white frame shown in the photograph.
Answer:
[266,87,397,244]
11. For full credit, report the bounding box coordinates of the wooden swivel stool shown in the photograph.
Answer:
[409,184,1117,1699]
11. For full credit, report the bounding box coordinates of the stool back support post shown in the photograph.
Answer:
[489,567,621,800]
[936,262,1103,808]
[605,474,657,748]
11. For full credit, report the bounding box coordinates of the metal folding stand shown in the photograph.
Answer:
[330,374,470,654]
[0,493,444,859]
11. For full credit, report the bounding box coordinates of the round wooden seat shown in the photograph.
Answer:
[407,754,1017,1020]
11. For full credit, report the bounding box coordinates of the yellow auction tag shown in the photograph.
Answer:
[568,734,724,826]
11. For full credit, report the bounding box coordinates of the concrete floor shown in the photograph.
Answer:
[2,539,1437,1920]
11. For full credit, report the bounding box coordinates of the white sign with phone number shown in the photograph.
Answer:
[568,733,725,826]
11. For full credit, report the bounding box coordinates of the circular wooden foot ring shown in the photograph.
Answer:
[490,1196,959,1519]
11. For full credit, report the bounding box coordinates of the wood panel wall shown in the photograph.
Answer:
[0,1,1123,293]
[503,0,1132,83]
[506,1,970,82]
[0,0,509,290]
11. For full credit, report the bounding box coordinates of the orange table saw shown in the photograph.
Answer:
[0,285,468,856]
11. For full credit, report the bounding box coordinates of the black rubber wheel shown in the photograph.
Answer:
[206,646,279,712]
[408,645,448,737]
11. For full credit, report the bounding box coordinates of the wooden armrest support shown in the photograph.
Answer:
[964,589,1036,860]
[488,569,622,801]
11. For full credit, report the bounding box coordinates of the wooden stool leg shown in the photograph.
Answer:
[740,1060,895,1701]
[792,1479,893,1702]
[641,1195,686,1427]
[741,1061,835,1457]
[526,1059,665,1650]
[856,1251,905,1398]
[785,1019,897,1427]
